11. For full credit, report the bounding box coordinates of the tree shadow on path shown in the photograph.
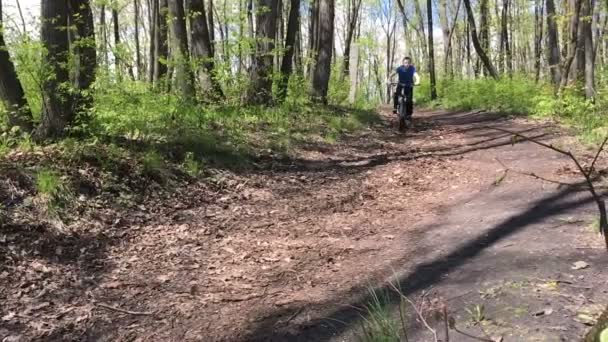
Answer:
[242,179,599,341]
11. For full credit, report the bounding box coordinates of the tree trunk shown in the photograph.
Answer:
[462,0,499,79]
[190,0,224,98]
[37,0,71,139]
[559,0,582,91]
[438,0,452,76]
[208,0,215,55]
[0,0,33,131]
[342,0,362,78]
[168,0,196,98]
[583,0,595,98]
[149,0,158,82]
[135,0,142,80]
[479,0,490,76]
[413,0,429,65]
[278,0,301,100]
[112,8,121,78]
[246,0,279,104]
[534,0,544,82]
[546,0,561,86]
[69,0,97,116]
[427,0,437,99]
[348,41,359,104]
[100,4,109,66]
[247,0,254,67]
[155,0,169,84]
[308,0,319,81]
[501,0,512,76]
[311,0,334,103]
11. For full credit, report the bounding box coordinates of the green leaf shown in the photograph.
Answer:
[599,328,608,342]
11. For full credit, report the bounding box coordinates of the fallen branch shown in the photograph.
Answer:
[389,282,438,342]
[495,158,577,188]
[486,126,608,251]
[96,303,155,316]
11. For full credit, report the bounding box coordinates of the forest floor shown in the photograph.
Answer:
[1,107,608,342]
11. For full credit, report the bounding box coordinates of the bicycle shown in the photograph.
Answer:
[390,82,415,132]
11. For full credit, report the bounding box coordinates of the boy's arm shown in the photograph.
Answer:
[413,72,421,86]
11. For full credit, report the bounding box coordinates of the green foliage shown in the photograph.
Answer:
[142,149,165,179]
[433,75,545,114]
[182,152,203,177]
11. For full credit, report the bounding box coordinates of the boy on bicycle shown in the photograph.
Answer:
[388,57,420,117]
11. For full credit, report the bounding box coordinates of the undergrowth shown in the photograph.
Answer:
[417,74,608,145]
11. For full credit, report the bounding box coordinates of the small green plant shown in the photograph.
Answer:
[142,150,165,179]
[182,152,202,177]
[36,168,70,214]
[358,288,401,342]
[465,304,486,325]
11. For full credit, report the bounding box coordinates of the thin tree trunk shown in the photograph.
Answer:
[135,0,142,79]
[149,0,157,82]
[534,0,544,82]
[112,8,121,78]
[462,0,499,79]
[247,0,254,67]
[238,0,244,74]
[311,0,334,103]
[100,4,109,66]
[479,0,490,76]
[156,0,169,84]
[168,0,195,98]
[427,0,437,99]
[413,0,429,64]
[342,0,362,78]
[69,0,97,116]
[278,0,301,100]
[190,0,224,98]
[246,0,279,104]
[208,0,215,55]
[501,0,512,76]
[546,0,561,86]
[559,0,583,91]
[583,0,595,98]
[38,0,71,139]
[438,0,452,76]
[0,0,33,131]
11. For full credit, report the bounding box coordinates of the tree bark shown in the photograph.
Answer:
[190,0,224,98]
[208,0,215,55]
[168,0,196,98]
[311,0,334,103]
[278,0,301,100]
[546,0,561,86]
[462,0,499,79]
[38,0,72,139]
[438,0,452,76]
[534,0,544,82]
[112,8,121,77]
[583,0,595,98]
[413,0,429,65]
[0,0,33,131]
[559,0,582,91]
[149,0,158,82]
[156,0,169,83]
[246,0,279,104]
[427,0,437,99]
[500,0,512,76]
[100,4,109,66]
[478,0,489,76]
[342,0,362,78]
[69,0,97,116]
[135,0,142,80]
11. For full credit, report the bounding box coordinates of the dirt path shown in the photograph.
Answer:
[2,108,607,341]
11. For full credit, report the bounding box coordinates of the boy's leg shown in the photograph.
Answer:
[404,86,414,117]
[393,85,403,113]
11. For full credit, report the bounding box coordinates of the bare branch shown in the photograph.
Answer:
[495,158,577,187]
[389,282,438,342]
[589,135,608,175]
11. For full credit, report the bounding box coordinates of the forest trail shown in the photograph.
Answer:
[2,108,607,342]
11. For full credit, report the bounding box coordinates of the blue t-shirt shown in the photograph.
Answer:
[396,65,416,86]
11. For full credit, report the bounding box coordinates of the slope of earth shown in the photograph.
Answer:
[1,108,607,342]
